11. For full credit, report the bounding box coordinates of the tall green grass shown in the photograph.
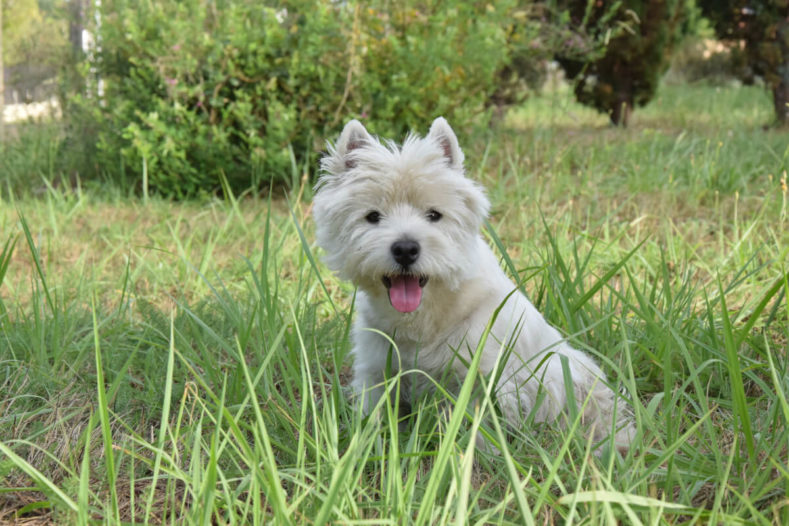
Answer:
[1,83,788,523]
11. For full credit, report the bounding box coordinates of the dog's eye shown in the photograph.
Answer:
[426,209,442,222]
[365,211,382,224]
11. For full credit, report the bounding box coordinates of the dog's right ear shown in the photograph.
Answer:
[335,120,373,170]
[427,117,464,171]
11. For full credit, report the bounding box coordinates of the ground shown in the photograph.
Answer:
[0,83,788,524]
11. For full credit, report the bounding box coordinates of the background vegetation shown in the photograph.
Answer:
[3,1,788,196]
[555,0,694,126]
[699,0,789,125]
[66,0,552,198]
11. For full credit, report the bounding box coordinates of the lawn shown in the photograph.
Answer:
[1,83,788,524]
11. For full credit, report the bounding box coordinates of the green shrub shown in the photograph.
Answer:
[81,0,349,197]
[555,0,697,126]
[69,0,536,197]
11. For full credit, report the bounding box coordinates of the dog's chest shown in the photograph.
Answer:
[388,334,461,376]
[380,315,478,375]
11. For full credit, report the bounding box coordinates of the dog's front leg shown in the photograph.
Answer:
[349,327,397,414]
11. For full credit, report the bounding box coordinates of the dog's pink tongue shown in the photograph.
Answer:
[388,275,422,313]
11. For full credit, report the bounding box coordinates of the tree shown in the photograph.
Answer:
[1,0,68,102]
[556,0,693,126]
[488,4,611,116]
[699,1,789,126]
[2,0,43,66]
[19,1,67,67]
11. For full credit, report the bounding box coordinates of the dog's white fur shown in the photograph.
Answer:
[313,117,634,450]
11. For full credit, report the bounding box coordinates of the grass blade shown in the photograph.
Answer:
[91,294,120,521]
[735,273,788,347]
[571,239,645,313]
[18,210,55,313]
[78,411,95,525]
[234,336,291,524]
[0,441,78,514]
[0,234,17,287]
[0,234,18,316]
[718,280,755,460]
[144,310,178,519]
[290,207,338,315]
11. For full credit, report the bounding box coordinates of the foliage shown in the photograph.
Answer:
[699,0,789,125]
[555,0,696,126]
[84,0,347,198]
[68,0,550,198]
[349,2,516,136]
[1,0,67,67]
[489,3,607,113]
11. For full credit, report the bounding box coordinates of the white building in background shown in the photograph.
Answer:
[83,0,105,103]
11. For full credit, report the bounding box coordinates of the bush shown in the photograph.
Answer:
[67,0,536,198]
[555,0,696,126]
[78,0,350,197]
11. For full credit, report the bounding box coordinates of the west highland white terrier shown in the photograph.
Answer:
[313,117,634,450]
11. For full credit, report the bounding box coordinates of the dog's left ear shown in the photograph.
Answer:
[428,117,464,171]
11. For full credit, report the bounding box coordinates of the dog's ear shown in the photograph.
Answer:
[336,119,373,170]
[428,117,464,171]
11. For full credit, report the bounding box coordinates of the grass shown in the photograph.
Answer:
[1,82,788,523]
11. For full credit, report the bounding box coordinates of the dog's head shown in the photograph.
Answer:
[313,117,490,313]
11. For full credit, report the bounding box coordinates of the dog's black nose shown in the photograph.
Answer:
[391,239,420,268]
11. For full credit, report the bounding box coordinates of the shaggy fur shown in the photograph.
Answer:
[313,117,634,450]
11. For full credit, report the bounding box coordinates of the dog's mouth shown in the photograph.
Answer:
[381,274,428,313]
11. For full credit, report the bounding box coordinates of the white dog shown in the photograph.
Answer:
[313,117,634,450]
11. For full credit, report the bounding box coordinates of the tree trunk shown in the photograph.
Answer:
[69,0,84,56]
[610,98,632,127]
[774,21,789,127]
[772,19,789,126]
[774,79,789,126]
